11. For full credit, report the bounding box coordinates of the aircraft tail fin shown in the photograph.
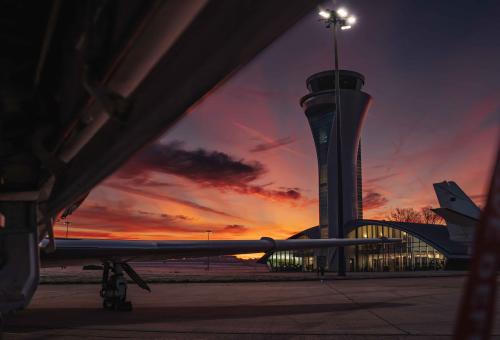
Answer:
[433,181,480,219]
[432,181,480,245]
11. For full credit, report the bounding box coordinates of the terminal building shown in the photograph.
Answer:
[264,220,469,272]
[261,70,472,272]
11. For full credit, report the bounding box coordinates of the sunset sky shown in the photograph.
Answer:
[55,1,500,244]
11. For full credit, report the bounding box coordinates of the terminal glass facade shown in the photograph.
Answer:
[266,224,447,272]
[267,250,314,272]
[345,225,446,271]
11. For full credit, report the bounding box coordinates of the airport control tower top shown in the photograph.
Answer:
[301,70,365,106]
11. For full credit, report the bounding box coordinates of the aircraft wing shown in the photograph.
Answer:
[40,237,400,267]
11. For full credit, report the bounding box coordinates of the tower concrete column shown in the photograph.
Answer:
[300,70,371,270]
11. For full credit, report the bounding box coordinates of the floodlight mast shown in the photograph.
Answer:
[318,7,356,277]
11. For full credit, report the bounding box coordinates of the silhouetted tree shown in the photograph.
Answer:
[421,205,445,224]
[386,206,445,225]
[387,208,422,223]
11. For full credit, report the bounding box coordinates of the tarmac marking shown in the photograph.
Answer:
[324,281,411,335]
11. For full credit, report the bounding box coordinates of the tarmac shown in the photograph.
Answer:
[38,262,468,283]
[3,275,500,339]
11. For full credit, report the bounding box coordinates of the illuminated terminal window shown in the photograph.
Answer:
[267,250,309,272]
[267,224,447,272]
[345,225,446,271]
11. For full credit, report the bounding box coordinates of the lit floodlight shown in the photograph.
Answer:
[347,16,356,25]
[340,25,352,30]
[336,7,348,18]
[318,9,331,19]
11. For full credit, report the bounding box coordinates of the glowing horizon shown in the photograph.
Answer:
[57,2,499,253]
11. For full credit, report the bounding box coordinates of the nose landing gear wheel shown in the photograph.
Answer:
[102,299,132,311]
[98,260,150,311]
[100,262,133,311]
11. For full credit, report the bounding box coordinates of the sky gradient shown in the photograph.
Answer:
[55,0,500,247]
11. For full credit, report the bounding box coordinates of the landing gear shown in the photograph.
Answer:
[96,261,150,311]
[100,261,133,311]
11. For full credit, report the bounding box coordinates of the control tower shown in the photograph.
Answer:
[300,70,371,270]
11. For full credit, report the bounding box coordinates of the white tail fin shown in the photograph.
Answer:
[432,181,480,245]
[433,181,480,219]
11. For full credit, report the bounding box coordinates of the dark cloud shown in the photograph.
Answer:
[363,191,389,211]
[69,203,198,235]
[279,186,301,191]
[138,210,191,221]
[222,224,248,234]
[250,136,295,153]
[171,214,191,221]
[120,141,264,187]
[229,185,301,201]
[126,177,176,188]
[138,210,155,216]
[61,202,254,239]
[115,141,304,203]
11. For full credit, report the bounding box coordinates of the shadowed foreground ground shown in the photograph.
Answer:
[3,276,500,339]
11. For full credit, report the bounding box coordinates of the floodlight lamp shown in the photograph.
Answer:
[347,16,356,25]
[340,25,352,30]
[336,7,348,18]
[318,9,331,19]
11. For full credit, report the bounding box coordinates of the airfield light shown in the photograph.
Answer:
[318,9,331,19]
[336,7,348,18]
[318,8,357,31]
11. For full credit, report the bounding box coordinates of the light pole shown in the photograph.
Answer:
[64,220,71,239]
[318,7,356,276]
[206,230,212,271]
